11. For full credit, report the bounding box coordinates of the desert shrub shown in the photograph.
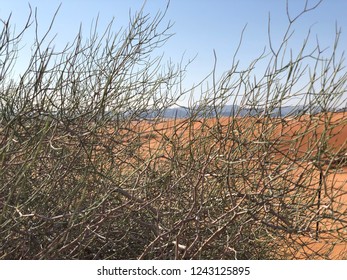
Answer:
[1,1,346,259]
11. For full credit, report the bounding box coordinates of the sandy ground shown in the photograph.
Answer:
[123,112,347,259]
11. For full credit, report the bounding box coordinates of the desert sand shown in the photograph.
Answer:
[125,112,347,259]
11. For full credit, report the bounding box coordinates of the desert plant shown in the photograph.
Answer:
[0,0,346,260]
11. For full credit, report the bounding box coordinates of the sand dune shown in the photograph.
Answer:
[126,112,347,259]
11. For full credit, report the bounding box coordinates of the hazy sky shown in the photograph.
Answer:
[1,0,346,105]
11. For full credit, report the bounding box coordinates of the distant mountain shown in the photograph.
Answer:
[335,107,347,113]
[107,104,331,120]
[157,105,323,118]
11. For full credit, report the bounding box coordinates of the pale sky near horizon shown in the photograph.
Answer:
[1,0,346,106]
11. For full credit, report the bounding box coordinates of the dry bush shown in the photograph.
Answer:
[1,1,347,259]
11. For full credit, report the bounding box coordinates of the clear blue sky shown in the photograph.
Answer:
[1,0,346,106]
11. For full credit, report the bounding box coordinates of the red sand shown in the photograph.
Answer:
[123,112,347,259]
